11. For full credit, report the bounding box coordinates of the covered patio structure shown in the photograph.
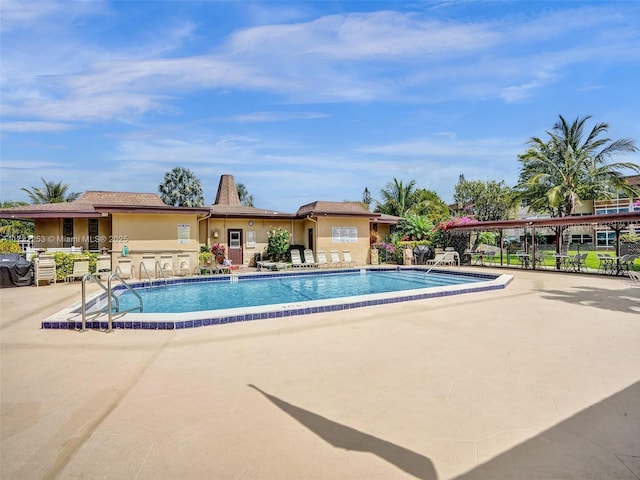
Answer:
[447,212,639,273]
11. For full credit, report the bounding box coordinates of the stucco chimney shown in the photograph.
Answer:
[214,174,241,206]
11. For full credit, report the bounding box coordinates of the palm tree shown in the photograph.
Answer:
[158,167,204,207]
[21,178,81,204]
[375,178,418,217]
[237,183,254,207]
[517,115,639,217]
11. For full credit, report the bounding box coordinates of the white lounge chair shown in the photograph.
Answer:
[315,251,330,268]
[175,254,191,276]
[342,250,357,267]
[290,250,308,268]
[330,250,345,268]
[303,249,318,268]
[159,254,174,277]
[116,257,132,279]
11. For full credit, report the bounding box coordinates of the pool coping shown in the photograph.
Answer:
[41,267,513,331]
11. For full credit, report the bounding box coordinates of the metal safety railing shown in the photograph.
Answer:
[425,251,460,275]
[81,273,143,333]
[154,261,168,288]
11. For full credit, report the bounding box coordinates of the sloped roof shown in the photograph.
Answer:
[0,190,208,219]
[210,204,294,218]
[214,175,241,206]
[76,191,165,206]
[296,201,379,218]
[624,175,640,186]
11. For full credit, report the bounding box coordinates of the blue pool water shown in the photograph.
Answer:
[115,269,486,314]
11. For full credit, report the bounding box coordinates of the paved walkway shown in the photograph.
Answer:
[1,269,639,479]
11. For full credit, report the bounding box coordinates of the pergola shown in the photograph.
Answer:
[447,212,639,270]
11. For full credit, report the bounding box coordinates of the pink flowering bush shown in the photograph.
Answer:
[431,216,474,253]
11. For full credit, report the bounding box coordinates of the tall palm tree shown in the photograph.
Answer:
[375,178,418,217]
[517,115,639,217]
[21,178,81,204]
[158,167,204,207]
[237,183,254,207]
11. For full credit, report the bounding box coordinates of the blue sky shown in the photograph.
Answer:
[1,1,639,212]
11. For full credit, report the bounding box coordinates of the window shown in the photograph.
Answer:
[230,231,241,249]
[88,219,99,251]
[331,227,358,243]
[571,234,593,244]
[62,218,73,247]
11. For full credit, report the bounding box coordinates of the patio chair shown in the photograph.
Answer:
[66,257,90,282]
[35,255,56,286]
[425,251,447,266]
[533,251,547,268]
[159,254,174,277]
[303,249,318,268]
[342,250,357,267]
[116,257,133,279]
[623,270,640,287]
[330,250,345,268]
[96,254,112,279]
[620,254,637,275]
[290,250,307,268]
[175,254,191,276]
[597,253,614,274]
[215,259,232,274]
[315,251,330,268]
[483,250,497,266]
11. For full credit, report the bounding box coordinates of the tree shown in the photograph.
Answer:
[361,187,372,211]
[21,178,80,204]
[516,114,639,217]
[454,177,516,221]
[396,214,434,241]
[158,167,204,207]
[374,178,418,217]
[0,201,34,237]
[237,183,254,207]
[411,189,450,224]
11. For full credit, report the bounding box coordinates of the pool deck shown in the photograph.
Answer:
[1,267,639,479]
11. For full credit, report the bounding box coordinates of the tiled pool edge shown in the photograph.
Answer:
[41,268,512,331]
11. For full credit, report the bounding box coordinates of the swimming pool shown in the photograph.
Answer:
[42,267,512,330]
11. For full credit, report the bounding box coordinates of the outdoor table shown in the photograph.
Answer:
[552,253,571,271]
[471,251,485,265]
[516,252,531,269]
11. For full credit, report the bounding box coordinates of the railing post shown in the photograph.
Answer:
[80,276,88,332]
[106,275,114,333]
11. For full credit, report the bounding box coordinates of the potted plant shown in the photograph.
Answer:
[211,243,226,264]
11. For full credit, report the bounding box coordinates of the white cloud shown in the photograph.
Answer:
[3,5,638,124]
[225,111,329,123]
[0,121,73,132]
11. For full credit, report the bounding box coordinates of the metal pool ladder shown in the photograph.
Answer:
[425,251,460,275]
[81,273,143,333]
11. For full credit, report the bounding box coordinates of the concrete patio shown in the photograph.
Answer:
[1,268,639,479]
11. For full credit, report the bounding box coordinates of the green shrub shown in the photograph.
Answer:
[265,227,291,261]
[41,252,98,280]
[0,239,22,254]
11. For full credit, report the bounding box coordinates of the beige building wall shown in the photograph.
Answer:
[34,219,62,249]
[111,213,200,278]
[34,217,112,251]
[313,216,371,265]
[207,218,296,266]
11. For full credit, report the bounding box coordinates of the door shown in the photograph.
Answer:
[307,228,314,252]
[228,230,243,266]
